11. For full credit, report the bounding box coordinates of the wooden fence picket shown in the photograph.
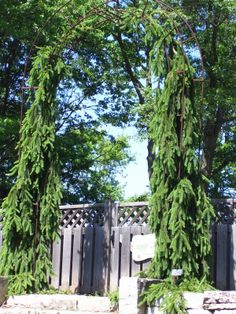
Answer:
[93,226,105,293]
[216,224,229,290]
[61,228,72,289]
[110,226,121,291]
[51,235,61,289]
[80,226,94,294]
[71,227,82,291]
[120,226,131,278]
[229,225,236,290]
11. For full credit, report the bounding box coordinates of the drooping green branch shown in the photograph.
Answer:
[0,47,65,294]
[147,37,215,280]
[117,4,215,280]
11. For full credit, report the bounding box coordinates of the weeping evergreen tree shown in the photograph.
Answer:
[108,2,215,282]
[147,32,215,280]
[0,47,65,294]
[0,1,107,294]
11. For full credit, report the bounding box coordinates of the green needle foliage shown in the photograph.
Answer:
[140,277,215,314]
[147,27,215,279]
[0,47,65,294]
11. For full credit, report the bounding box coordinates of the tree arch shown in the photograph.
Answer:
[0,0,214,294]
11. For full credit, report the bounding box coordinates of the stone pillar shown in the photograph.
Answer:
[119,277,145,314]
[119,277,162,314]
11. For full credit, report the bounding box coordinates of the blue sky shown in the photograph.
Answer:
[107,125,150,198]
[119,136,150,198]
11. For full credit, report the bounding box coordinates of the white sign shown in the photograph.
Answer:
[171,269,183,277]
[131,234,155,262]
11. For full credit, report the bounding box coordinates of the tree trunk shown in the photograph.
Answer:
[203,109,224,185]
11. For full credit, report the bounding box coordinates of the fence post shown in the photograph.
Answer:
[103,200,114,293]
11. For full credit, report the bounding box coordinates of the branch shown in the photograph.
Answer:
[212,157,236,175]
[114,31,145,104]
[222,115,236,124]
[56,96,86,132]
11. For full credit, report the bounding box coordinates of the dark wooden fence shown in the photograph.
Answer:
[51,201,152,294]
[212,223,236,290]
[0,199,236,294]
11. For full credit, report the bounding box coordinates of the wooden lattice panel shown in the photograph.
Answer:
[212,199,236,224]
[213,199,236,211]
[60,203,104,228]
[0,199,234,230]
[117,202,150,226]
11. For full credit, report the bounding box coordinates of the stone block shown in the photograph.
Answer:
[6,295,112,312]
[204,291,236,310]
[76,296,112,312]
[187,310,211,314]
[0,310,116,314]
[214,311,236,314]
[183,292,204,309]
[6,295,77,310]
[119,277,163,314]
[204,291,236,305]
[206,304,236,310]
[119,277,145,314]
